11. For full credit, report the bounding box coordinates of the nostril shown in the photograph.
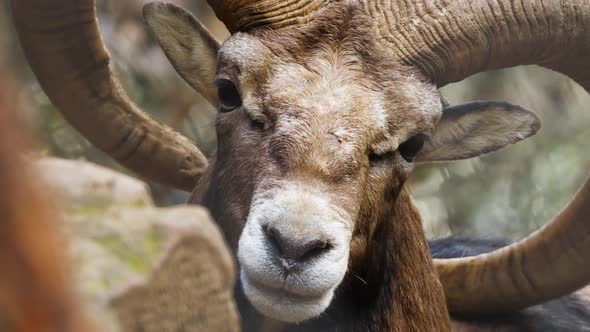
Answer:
[299,239,331,261]
[266,225,285,255]
[264,225,332,262]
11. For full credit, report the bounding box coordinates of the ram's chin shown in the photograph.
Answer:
[241,271,335,323]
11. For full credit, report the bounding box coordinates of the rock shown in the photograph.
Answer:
[36,158,153,212]
[36,158,238,332]
[110,209,239,332]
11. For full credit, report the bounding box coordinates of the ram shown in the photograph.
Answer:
[11,0,590,331]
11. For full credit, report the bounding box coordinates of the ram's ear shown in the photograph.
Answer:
[143,2,220,107]
[417,101,541,162]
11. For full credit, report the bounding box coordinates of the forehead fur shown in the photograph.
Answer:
[218,3,441,153]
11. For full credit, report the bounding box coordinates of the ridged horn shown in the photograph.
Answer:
[366,0,590,314]
[206,0,333,33]
[11,0,208,192]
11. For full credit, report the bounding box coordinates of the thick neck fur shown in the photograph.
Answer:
[192,171,451,331]
[362,188,450,331]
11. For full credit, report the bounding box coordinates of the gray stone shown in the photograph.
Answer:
[36,158,238,332]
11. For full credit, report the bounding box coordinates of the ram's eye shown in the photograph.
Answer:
[398,134,427,162]
[216,79,242,112]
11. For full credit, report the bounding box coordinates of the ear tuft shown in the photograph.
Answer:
[417,101,541,162]
[143,2,220,107]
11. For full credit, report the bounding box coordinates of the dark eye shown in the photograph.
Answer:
[216,79,242,112]
[398,134,427,162]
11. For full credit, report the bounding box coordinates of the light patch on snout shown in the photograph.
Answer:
[238,184,352,323]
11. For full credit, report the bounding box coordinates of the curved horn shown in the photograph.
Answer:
[206,0,331,33]
[11,0,208,192]
[366,0,590,314]
[436,177,590,313]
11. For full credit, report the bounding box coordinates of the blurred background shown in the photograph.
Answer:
[1,0,588,241]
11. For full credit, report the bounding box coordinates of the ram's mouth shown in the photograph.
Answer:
[246,273,323,300]
[240,270,335,323]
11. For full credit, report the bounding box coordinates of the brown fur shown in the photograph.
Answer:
[0,68,95,331]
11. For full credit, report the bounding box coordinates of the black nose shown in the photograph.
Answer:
[265,226,331,262]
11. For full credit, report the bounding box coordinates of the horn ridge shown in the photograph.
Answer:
[207,0,335,32]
